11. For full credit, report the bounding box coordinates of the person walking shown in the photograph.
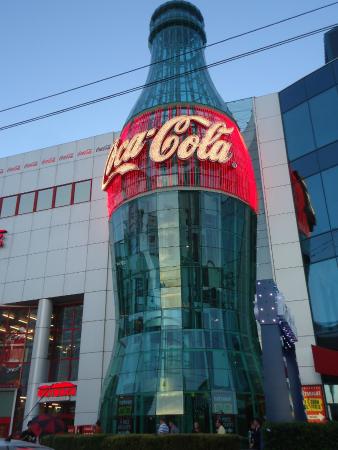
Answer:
[157,418,169,434]
[95,420,102,433]
[215,419,226,434]
[249,418,262,449]
[20,421,36,443]
[192,421,201,433]
[169,420,179,433]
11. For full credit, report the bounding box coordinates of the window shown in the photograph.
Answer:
[322,166,338,229]
[302,174,331,236]
[318,140,338,172]
[309,87,338,148]
[308,258,338,340]
[302,232,335,264]
[279,79,307,113]
[305,64,335,98]
[0,306,37,433]
[0,196,17,217]
[36,188,53,211]
[283,102,316,160]
[291,151,320,179]
[18,192,35,214]
[74,180,91,204]
[55,184,72,208]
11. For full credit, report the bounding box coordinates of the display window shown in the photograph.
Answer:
[48,304,83,382]
[0,306,37,434]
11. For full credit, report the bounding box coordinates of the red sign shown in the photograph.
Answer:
[102,105,257,217]
[302,385,327,423]
[7,165,20,173]
[59,153,74,161]
[42,157,56,165]
[78,149,92,157]
[0,230,7,248]
[82,425,95,435]
[38,381,77,398]
[0,417,10,438]
[312,344,338,377]
[24,161,38,169]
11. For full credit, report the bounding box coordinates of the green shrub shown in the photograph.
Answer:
[41,433,110,450]
[263,422,338,450]
[41,433,241,450]
[102,434,241,450]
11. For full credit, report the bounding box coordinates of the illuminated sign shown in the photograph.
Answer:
[0,230,7,248]
[102,114,233,190]
[102,105,257,216]
[38,382,77,398]
[302,385,327,422]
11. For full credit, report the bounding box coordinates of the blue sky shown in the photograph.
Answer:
[0,0,336,157]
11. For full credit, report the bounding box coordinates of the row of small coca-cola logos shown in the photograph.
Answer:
[0,144,110,176]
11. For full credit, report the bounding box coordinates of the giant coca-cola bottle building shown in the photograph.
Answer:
[101,0,263,434]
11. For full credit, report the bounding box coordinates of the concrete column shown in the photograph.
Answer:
[23,298,52,428]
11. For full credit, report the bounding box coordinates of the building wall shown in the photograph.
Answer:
[226,98,274,282]
[279,60,338,417]
[0,131,118,426]
[279,60,338,352]
[254,93,321,386]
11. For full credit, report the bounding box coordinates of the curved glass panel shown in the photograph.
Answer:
[101,190,263,434]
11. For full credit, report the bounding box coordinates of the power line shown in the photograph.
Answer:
[0,23,336,132]
[0,1,337,114]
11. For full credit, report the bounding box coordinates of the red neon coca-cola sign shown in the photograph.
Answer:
[102,105,257,216]
[38,382,77,398]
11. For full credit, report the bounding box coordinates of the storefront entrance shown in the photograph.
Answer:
[0,390,16,437]
[39,401,75,430]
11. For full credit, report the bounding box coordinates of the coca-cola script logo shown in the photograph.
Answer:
[102,114,234,191]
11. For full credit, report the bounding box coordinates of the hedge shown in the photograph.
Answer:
[263,422,338,450]
[41,434,110,450]
[103,434,240,450]
[41,433,241,450]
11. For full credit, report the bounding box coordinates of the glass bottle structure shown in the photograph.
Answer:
[101,0,263,434]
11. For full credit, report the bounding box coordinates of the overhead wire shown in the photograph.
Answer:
[0,1,337,114]
[0,23,336,132]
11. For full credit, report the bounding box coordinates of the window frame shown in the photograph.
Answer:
[0,194,19,218]
[0,179,92,218]
[17,190,37,215]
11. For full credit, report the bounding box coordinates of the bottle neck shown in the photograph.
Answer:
[126,25,230,122]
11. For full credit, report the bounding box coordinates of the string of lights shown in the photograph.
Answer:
[0,23,336,132]
[0,1,337,114]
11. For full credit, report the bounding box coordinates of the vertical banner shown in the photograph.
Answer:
[302,385,327,422]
